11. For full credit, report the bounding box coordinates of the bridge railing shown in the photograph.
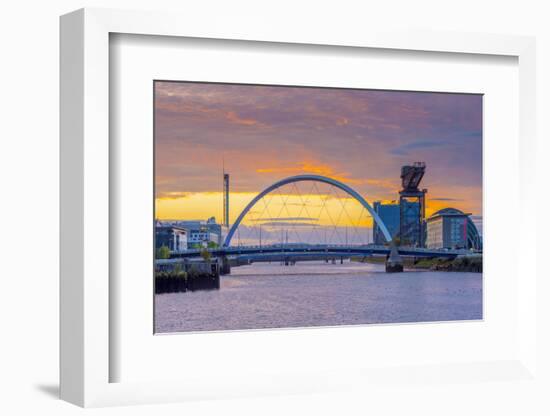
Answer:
[171,243,475,257]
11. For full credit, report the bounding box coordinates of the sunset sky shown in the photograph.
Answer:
[154,81,482,234]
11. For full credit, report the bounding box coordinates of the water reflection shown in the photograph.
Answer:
[155,261,482,333]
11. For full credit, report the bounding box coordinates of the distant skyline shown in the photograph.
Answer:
[155,81,482,232]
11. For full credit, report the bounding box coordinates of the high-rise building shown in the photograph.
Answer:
[373,201,400,245]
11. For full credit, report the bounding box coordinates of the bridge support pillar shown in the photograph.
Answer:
[220,256,231,275]
[385,244,404,273]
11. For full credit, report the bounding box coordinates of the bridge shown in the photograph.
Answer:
[223,174,393,247]
[172,243,472,274]
[172,244,471,259]
[171,174,479,273]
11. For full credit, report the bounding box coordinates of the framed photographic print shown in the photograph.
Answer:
[152,80,483,334]
[60,8,538,408]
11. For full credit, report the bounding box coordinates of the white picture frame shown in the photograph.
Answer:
[60,7,538,408]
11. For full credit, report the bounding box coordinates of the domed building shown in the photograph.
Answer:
[425,208,482,251]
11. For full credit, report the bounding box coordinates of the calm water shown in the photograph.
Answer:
[154,261,482,333]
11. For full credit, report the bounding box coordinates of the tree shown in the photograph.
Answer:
[207,241,219,249]
[200,248,212,263]
[156,245,170,259]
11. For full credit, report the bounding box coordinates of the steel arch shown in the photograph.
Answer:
[223,174,393,247]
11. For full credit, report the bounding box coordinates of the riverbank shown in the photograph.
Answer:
[412,255,482,273]
[155,260,221,293]
[155,270,220,293]
[351,255,482,273]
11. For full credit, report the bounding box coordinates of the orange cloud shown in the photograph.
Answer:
[156,191,191,199]
[225,111,260,126]
[257,161,365,185]
[255,162,402,192]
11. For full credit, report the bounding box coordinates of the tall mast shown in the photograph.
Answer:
[223,157,229,227]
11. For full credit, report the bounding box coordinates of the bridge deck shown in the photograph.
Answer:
[171,244,474,259]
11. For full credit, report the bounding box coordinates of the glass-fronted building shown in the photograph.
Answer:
[425,208,482,250]
[373,200,423,246]
[373,201,400,245]
[425,210,469,249]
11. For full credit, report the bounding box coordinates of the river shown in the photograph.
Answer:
[154,260,482,333]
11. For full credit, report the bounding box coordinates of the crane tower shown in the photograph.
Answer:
[399,162,427,247]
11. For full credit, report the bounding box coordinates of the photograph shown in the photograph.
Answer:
[153,81,483,333]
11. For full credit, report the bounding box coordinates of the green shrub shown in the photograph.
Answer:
[155,269,187,280]
[200,248,212,262]
[188,265,200,279]
[156,245,170,259]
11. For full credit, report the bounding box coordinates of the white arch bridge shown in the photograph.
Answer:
[174,175,475,273]
[223,174,392,247]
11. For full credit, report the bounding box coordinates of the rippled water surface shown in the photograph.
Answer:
[155,261,482,333]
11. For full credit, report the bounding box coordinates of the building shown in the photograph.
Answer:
[373,200,421,246]
[425,208,482,250]
[163,217,222,248]
[372,164,482,251]
[373,201,400,245]
[155,225,188,252]
[426,208,473,249]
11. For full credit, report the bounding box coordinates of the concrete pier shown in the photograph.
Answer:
[385,244,404,273]
[220,256,231,275]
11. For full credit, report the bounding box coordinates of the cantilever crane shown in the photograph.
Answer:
[400,162,426,192]
[399,162,427,247]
